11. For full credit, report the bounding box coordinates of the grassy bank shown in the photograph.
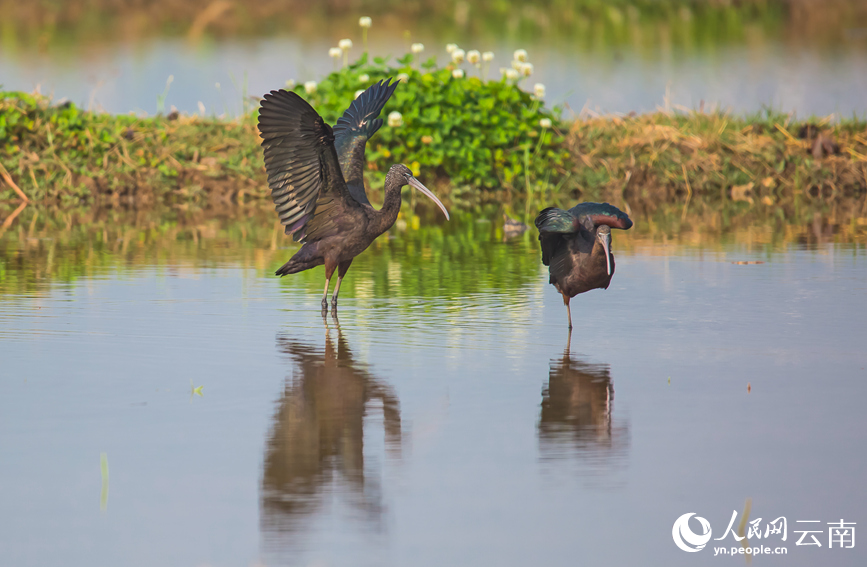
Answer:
[2,88,866,212]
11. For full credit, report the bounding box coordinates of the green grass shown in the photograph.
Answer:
[2,88,866,212]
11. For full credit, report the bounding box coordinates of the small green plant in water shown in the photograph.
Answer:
[100,452,109,511]
[190,379,204,402]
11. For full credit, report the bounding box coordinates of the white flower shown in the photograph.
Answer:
[446,43,458,54]
[411,43,424,54]
[539,118,552,128]
[520,62,534,76]
[355,90,365,99]
[482,51,494,62]
[534,83,546,98]
[359,16,372,28]
[452,69,464,78]
[338,38,353,51]
[329,47,342,59]
[467,50,480,64]
[397,72,409,83]
[451,48,465,64]
[285,79,296,89]
[505,69,519,81]
[388,111,403,127]
[359,74,370,82]
[304,81,317,94]
[514,49,528,62]
[511,59,522,70]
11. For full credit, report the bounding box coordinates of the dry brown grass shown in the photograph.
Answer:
[565,110,867,208]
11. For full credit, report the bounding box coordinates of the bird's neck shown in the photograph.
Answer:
[370,184,403,236]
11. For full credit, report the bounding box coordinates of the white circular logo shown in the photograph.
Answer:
[672,513,712,552]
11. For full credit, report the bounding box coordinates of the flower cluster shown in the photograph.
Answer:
[329,38,355,67]
[502,49,533,80]
[304,30,556,151]
[387,111,403,128]
[444,44,495,80]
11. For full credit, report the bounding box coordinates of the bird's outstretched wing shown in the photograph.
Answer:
[333,78,399,206]
[259,89,359,242]
[535,207,578,267]
[569,202,633,230]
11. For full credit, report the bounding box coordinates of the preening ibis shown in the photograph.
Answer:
[535,203,633,329]
[258,79,450,312]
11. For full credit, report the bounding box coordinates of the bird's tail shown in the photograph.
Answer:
[275,246,322,276]
[275,259,305,276]
[535,207,579,234]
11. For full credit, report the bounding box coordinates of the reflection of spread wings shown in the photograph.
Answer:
[258,89,363,243]
[261,332,402,536]
[333,78,399,206]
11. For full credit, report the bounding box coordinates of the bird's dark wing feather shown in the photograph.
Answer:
[535,207,580,267]
[535,207,581,234]
[259,89,359,242]
[569,202,633,230]
[333,78,399,206]
[547,240,575,284]
[539,232,569,267]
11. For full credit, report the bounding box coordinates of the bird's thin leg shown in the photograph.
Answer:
[331,276,343,311]
[321,277,331,312]
[563,294,573,330]
[332,260,352,312]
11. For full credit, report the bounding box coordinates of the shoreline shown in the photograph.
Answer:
[1,91,865,212]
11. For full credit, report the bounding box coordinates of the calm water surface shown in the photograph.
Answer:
[3,35,867,118]
[0,209,865,566]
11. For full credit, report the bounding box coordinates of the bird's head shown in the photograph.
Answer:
[596,225,613,275]
[387,164,450,220]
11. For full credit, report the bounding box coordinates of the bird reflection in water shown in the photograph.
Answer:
[538,338,629,480]
[260,321,401,546]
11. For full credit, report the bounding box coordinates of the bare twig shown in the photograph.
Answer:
[0,162,30,202]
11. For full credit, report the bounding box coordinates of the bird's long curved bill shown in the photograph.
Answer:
[408,176,450,220]
[602,237,611,275]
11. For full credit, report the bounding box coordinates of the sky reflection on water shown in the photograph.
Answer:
[3,35,867,118]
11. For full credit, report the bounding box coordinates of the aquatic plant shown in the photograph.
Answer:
[284,44,568,192]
